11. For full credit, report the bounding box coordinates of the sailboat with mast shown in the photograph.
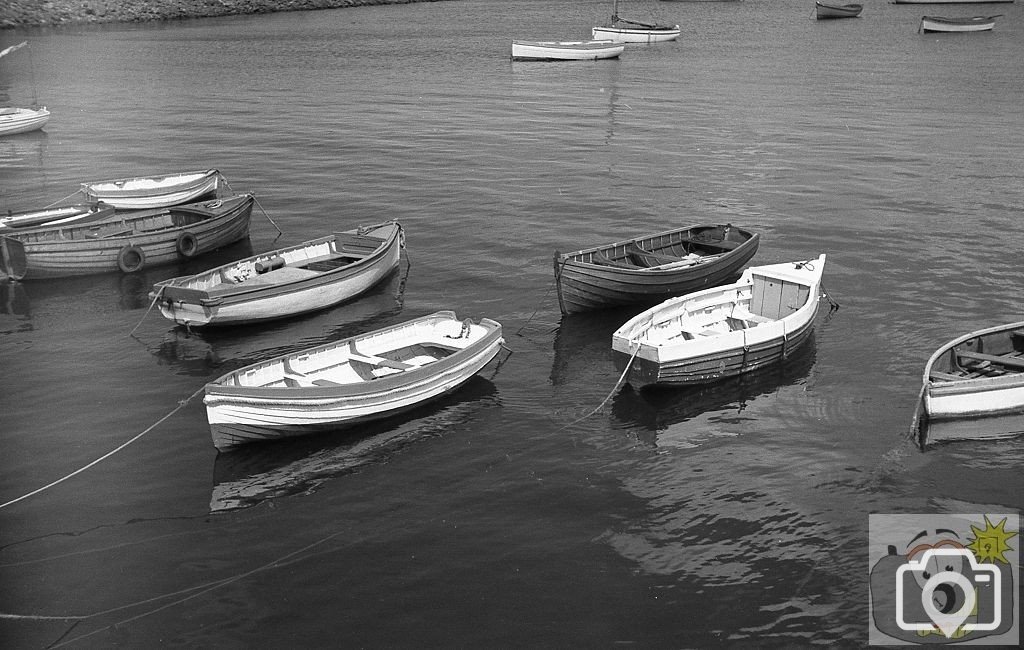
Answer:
[0,41,49,137]
[593,0,681,43]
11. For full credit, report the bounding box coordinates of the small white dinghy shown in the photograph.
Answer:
[0,106,50,136]
[204,311,505,450]
[511,39,625,61]
[611,255,826,387]
[0,202,114,231]
[80,169,222,210]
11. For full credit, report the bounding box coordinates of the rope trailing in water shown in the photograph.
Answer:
[0,386,205,510]
[252,195,283,237]
[559,341,641,431]
[40,528,350,648]
[128,289,162,339]
[219,175,282,236]
[515,277,558,337]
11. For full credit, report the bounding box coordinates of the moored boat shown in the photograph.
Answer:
[611,255,826,387]
[0,194,254,280]
[0,106,50,137]
[80,169,223,210]
[511,39,625,61]
[919,14,1000,32]
[203,311,505,450]
[919,321,1024,446]
[815,2,863,19]
[553,224,760,314]
[0,202,113,231]
[593,0,680,43]
[150,221,404,327]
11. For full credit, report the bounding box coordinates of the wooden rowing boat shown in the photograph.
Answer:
[553,224,760,314]
[611,255,826,387]
[815,2,863,19]
[511,40,625,61]
[919,321,1024,446]
[80,169,222,210]
[150,221,404,327]
[0,194,254,280]
[0,106,50,137]
[0,202,114,231]
[919,14,1000,32]
[203,311,505,450]
[593,0,681,43]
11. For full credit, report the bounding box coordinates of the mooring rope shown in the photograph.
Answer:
[38,527,350,648]
[0,386,205,510]
[558,341,641,431]
[41,190,85,210]
[128,289,162,339]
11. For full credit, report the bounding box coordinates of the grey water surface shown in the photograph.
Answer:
[1,0,1022,646]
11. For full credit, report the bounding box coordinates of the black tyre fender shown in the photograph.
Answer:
[175,231,199,258]
[117,245,146,273]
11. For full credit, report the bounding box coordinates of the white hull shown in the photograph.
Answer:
[204,312,504,450]
[511,40,624,61]
[592,25,681,43]
[0,107,49,136]
[920,15,998,31]
[612,256,826,386]
[921,320,1024,445]
[152,222,403,326]
[81,169,221,209]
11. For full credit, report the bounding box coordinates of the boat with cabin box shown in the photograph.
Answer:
[511,40,625,61]
[919,321,1024,447]
[611,255,826,387]
[553,224,760,314]
[0,194,254,280]
[80,169,223,210]
[203,311,504,450]
[150,221,404,327]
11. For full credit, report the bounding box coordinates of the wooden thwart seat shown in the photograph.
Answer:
[956,350,1024,370]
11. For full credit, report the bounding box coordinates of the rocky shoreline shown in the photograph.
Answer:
[1,0,446,30]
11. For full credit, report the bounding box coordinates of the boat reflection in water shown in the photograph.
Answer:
[610,333,817,447]
[209,377,499,513]
[149,267,408,377]
[0,280,30,334]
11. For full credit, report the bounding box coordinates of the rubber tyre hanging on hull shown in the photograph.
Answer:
[176,231,199,258]
[117,245,146,273]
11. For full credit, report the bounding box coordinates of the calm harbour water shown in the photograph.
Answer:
[2,0,1023,646]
